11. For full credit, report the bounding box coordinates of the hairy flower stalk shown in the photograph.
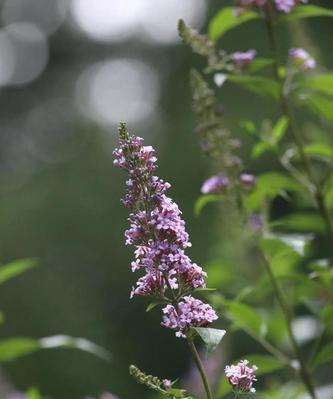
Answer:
[114,122,217,399]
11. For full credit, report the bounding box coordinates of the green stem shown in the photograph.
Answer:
[265,9,333,265]
[260,253,317,399]
[187,337,214,399]
[163,273,214,399]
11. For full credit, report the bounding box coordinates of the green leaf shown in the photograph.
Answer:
[278,5,333,22]
[304,143,333,161]
[320,305,333,328]
[0,335,111,362]
[39,335,111,361]
[246,58,274,74]
[273,213,325,234]
[245,172,302,210]
[26,388,43,399]
[0,338,39,362]
[192,287,216,294]
[313,342,333,368]
[272,116,288,142]
[0,311,4,325]
[302,73,333,96]
[241,354,286,375]
[228,75,279,99]
[304,94,333,123]
[146,302,165,312]
[252,141,276,159]
[193,327,226,353]
[208,7,259,40]
[227,302,265,336]
[0,258,38,285]
[194,194,221,217]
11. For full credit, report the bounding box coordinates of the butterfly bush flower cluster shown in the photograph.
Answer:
[225,360,258,393]
[113,123,218,337]
[289,48,316,70]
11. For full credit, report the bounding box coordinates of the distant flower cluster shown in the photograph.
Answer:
[225,360,258,393]
[236,0,307,13]
[114,123,218,337]
[289,48,316,70]
[231,49,257,68]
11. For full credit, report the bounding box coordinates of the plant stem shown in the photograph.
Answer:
[260,252,317,399]
[187,337,214,399]
[265,8,333,265]
[163,273,214,399]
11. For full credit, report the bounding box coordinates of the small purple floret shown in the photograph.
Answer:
[239,173,256,189]
[225,360,258,393]
[289,48,316,70]
[201,175,229,194]
[232,49,257,68]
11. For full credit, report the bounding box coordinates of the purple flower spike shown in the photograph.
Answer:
[289,48,316,70]
[201,175,229,194]
[231,49,257,68]
[114,123,217,337]
[225,360,258,393]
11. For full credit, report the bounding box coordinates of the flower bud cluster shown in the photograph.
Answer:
[225,360,258,393]
[114,123,217,336]
[289,48,316,70]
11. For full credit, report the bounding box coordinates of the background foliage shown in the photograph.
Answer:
[0,1,333,398]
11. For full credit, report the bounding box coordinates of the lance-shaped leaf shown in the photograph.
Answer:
[227,75,280,99]
[313,342,333,368]
[0,335,111,362]
[301,73,333,96]
[0,258,38,285]
[194,194,221,217]
[193,327,226,353]
[277,5,333,23]
[226,302,265,337]
[302,93,333,123]
[209,7,259,40]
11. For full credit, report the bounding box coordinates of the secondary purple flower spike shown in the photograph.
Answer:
[225,360,258,393]
[114,123,217,337]
[201,175,229,194]
[232,49,257,68]
[289,48,316,70]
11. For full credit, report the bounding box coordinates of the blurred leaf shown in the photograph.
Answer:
[242,354,286,375]
[228,75,279,98]
[194,194,221,217]
[0,258,38,285]
[193,327,226,353]
[0,335,111,362]
[146,302,165,312]
[273,213,325,234]
[252,141,275,159]
[320,305,333,327]
[302,73,333,96]
[272,116,288,142]
[278,5,333,22]
[0,338,39,362]
[304,94,333,123]
[192,287,216,294]
[304,144,333,161]
[245,172,302,210]
[217,376,231,398]
[208,7,258,40]
[313,342,333,368]
[39,335,111,361]
[227,302,265,336]
[247,58,274,74]
[272,234,312,256]
[0,311,4,325]
[26,388,43,399]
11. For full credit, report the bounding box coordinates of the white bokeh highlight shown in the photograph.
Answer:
[76,59,160,126]
[70,0,206,44]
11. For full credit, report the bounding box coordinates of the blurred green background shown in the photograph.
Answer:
[0,0,332,398]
